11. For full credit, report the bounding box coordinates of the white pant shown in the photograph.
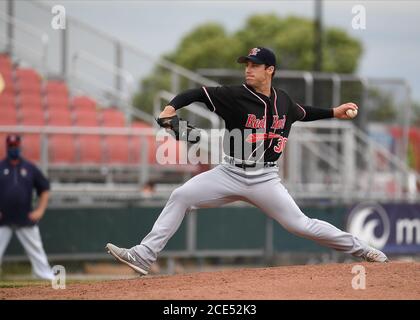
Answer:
[0,225,54,280]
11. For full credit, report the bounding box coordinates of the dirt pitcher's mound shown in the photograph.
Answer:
[1,262,419,300]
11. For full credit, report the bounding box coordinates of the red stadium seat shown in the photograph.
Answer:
[131,121,152,129]
[129,121,156,163]
[104,135,130,163]
[0,93,15,108]
[46,94,69,110]
[134,136,186,166]
[0,106,18,125]
[101,108,126,127]
[0,55,13,71]
[77,135,103,163]
[19,107,46,126]
[74,110,100,127]
[0,58,15,95]
[18,79,42,94]
[21,134,41,162]
[20,103,44,113]
[0,75,16,95]
[0,70,13,84]
[19,92,43,109]
[45,81,68,97]
[49,134,76,164]
[72,96,96,112]
[16,69,42,94]
[47,109,73,126]
[130,119,154,164]
[16,68,41,81]
[130,135,157,164]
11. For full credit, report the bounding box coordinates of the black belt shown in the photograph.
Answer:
[224,156,277,169]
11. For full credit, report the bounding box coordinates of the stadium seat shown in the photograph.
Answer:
[129,121,156,164]
[74,110,100,126]
[46,94,69,110]
[0,73,16,95]
[19,92,43,109]
[72,96,96,112]
[47,109,73,126]
[0,93,15,108]
[0,54,12,71]
[49,134,76,164]
[0,105,18,125]
[21,133,41,162]
[45,81,68,97]
[104,135,130,164]
[130,135,157,164]
[19,107,46,126]
[18,79,42,94]
[0,70,13,84]
[131,121,152,129]
[16,69,42,94]
[77,135,103,163]
[131,137,186,166]
[101,108,126,127]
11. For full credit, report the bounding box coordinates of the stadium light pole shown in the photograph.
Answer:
[6,0,14,54]
[314,0,323,71]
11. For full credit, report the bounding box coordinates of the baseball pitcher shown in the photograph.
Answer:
[106,47,388,275]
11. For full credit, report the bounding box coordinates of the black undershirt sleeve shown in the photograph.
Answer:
[298,105,334,122]
[168,88,207,110]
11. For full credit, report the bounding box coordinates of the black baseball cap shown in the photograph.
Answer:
[6,134,21,147]
[237,47,276,67]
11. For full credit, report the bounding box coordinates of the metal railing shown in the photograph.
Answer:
[1,1,417,202]
[71,50,135,102]
[154,90,221,129]
[5,1,219,100]
[0,125,155,186]
[197,69,411,143]
[70,50,138,123]
[1,1,220,126]
[287,120,420,202]
[0,11,49,73]
[0,8,156,125]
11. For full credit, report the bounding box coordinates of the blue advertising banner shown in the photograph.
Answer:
[346,202,420,254]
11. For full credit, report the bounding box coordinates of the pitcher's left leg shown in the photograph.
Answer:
[246,177,373,258]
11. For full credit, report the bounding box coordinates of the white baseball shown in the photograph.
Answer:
[346,109,358,118]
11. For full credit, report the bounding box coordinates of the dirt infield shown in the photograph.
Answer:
[1,262,419,300]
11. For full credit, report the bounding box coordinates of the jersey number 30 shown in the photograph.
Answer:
[274,137,288,153]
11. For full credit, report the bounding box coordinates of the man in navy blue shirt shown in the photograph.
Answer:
[0,134,54,280]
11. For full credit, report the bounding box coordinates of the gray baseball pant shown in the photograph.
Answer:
[134,163,368,268]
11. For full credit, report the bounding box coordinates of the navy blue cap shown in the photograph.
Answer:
[237,47,276,67]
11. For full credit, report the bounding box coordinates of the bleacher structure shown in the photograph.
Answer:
[0,53,201,190]
[0,1,419,206]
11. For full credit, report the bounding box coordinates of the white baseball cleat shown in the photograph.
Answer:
[362,247,389,263]
[105,243,149,275]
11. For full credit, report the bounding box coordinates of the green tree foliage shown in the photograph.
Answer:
[133,14,363,114]
[367,88,397,123]
[412,101,420,126]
